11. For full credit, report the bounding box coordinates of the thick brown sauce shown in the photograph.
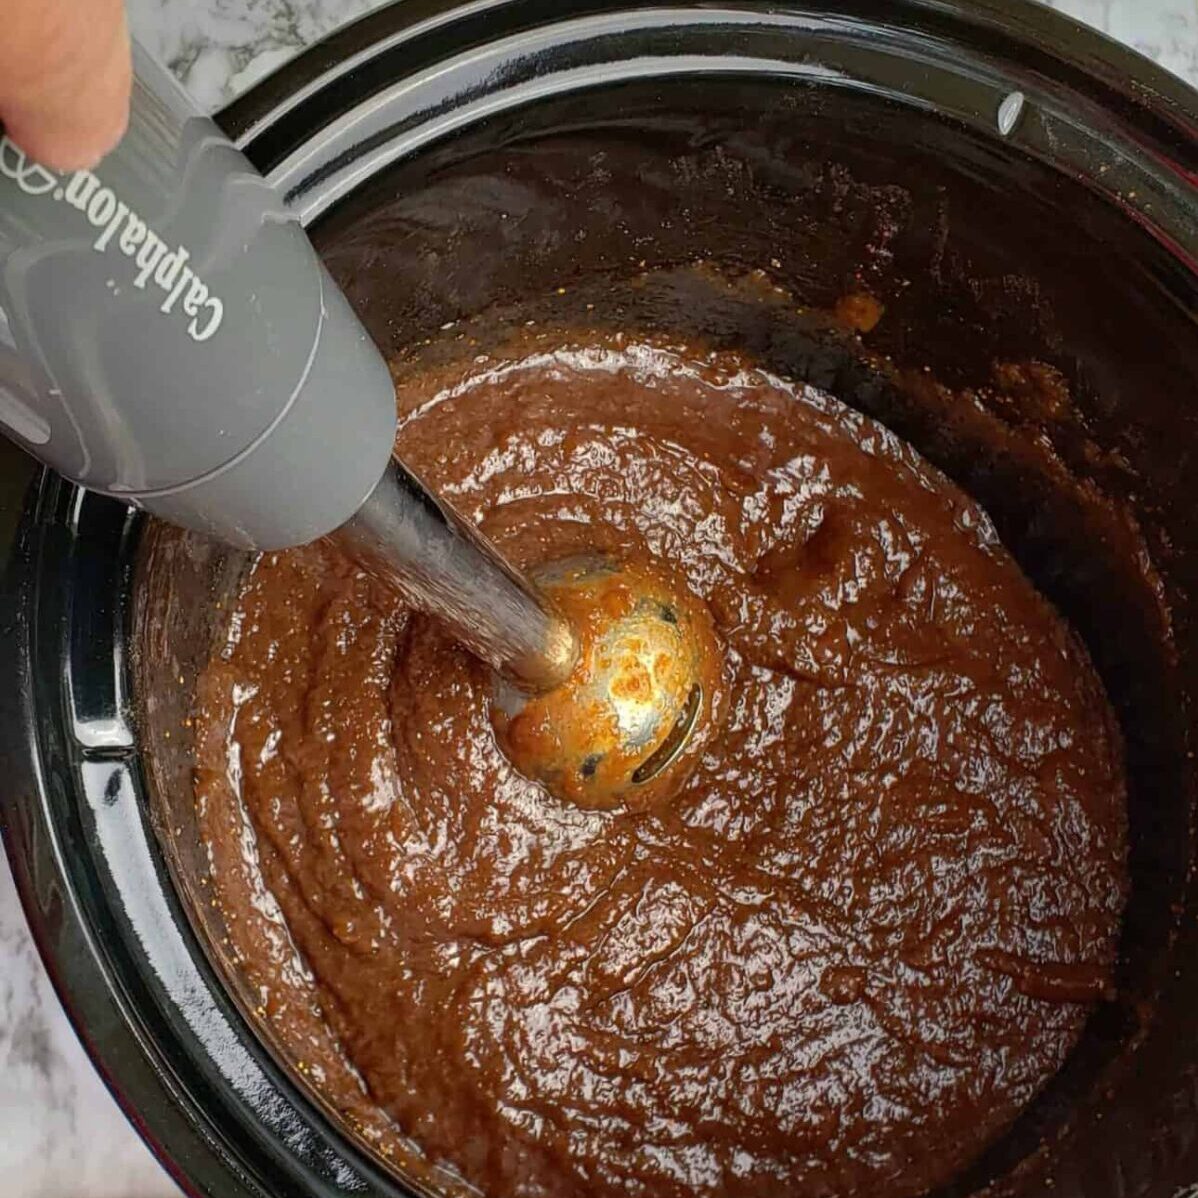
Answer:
[194,336,1127,1198]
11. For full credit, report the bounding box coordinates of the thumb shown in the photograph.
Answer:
[0,0,132,171]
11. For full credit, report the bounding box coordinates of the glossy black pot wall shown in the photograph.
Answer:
[4,3,1198,1197]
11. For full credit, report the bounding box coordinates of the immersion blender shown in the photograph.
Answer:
[0,46,713,805]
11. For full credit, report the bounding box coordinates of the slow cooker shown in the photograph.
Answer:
[4,1,1198,1194]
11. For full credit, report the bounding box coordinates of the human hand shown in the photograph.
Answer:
[0,0,132,170]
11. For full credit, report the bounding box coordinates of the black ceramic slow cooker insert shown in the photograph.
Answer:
[3,1,1198,1195]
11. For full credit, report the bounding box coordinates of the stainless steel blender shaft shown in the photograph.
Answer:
[333,459,578,693]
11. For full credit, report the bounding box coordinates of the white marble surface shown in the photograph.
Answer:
[2,1,1197,1195]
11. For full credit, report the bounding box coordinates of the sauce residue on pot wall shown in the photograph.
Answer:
[192,334,1127,1198]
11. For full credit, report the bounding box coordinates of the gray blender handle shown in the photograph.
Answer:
[0,42,395,549]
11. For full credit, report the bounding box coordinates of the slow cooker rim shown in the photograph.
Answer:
[217,0,1198,156]
[2,2,1198,1196]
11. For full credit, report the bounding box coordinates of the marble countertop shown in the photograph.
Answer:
[2,0,1197,1195]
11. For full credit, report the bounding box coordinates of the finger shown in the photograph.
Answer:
[0,0,132,171]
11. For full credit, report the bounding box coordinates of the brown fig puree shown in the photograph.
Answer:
[193,334,1126,1198]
